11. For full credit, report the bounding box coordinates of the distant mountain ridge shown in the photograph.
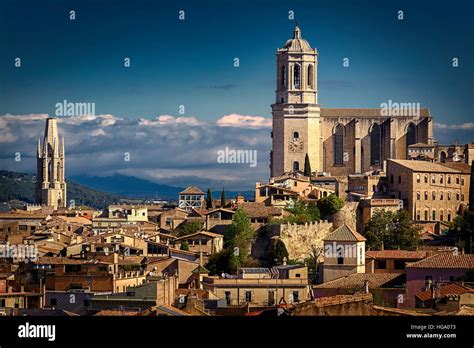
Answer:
[71,174,254,200]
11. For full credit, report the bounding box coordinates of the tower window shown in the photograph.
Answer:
[293,132,299,140]
[307,64,314,89]
[281,65,286,87]
[333,125,344,165]
[294,64,301,89]
[293,161,300,172]
[370,124,381,166]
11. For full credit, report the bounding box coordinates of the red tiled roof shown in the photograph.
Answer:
[313,273,403,289]
[406,253,474,269]
[323,224,366,242]
[237,202,283,219]
[415,283,471,302]
[313,293,373,307]
[366,250,428,260]
[179,186,204,195]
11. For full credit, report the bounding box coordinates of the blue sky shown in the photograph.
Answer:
[1,0,473,123]
[0,0,473,190]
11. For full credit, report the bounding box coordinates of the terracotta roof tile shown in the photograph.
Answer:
[415,283,471,302]
[323,224,366,242]
[366,250,428,260]
[406,253,474,269]
[179,186,204,195]
[313,273,403,289]
[237,202,283,219]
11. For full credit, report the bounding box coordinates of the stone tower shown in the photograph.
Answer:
[271,25,321,177]
[36,118,67,209]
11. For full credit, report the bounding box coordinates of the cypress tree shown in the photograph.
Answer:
[304,153,312,177]
[206,188,213,209]
[221,188,226,208]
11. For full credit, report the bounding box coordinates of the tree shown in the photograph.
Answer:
[177,220,203,237]
[268,239,289,266]
[317,194,344,217]
[270,200,320,224]
[304,153,312,177]
[206,188,213,209]
[180,240,189,251]
[363,209,421,250]
[220,188,226,208]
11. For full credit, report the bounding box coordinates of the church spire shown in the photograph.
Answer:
[37,137,41,158]
[293,23,301,39]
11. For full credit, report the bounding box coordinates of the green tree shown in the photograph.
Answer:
[271,200,320,224]
[220,188,226,208]
[177,220,203,237]
[268,239,289,266]
[227,209,255,255]
[206,188,213,209]
[304,153,312,177]
[364,209,421,250]
[180,240,189,251]
[317,194,344,217]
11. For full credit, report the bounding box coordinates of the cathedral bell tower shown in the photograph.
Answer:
[271,25,321,177]
[35,118,67,209]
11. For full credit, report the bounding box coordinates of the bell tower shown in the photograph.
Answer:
[271,24,321,177]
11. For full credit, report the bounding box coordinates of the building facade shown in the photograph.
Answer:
[271,26,434,178]
[36,118,67,209]
[386,159,470,223]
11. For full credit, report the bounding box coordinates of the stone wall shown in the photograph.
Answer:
[269,220,333,262]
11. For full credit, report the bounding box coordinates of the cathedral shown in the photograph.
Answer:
[35,118,67,209]
[270,25,434,178]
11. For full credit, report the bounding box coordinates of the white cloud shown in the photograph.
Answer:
[434,122,474,130]
[139,115,204,126]
[216,113,272,128]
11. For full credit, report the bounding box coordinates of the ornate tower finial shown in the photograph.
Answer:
[293,22,301,39]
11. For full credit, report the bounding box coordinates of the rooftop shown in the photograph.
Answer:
[313,273,404,289]
[323,224,366,242]
[179,186,204,195]
[387,159,463,173]
[415,283,471,302]
[366,250,429,260]
[406,253,474,269]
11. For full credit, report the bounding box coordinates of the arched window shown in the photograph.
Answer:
[440,151,447,163]
[432,210,436,221]
[432,191,436,200]
[440,210,444,221]
[333,125,344,165]
[424,191,428,200]
[447,176,451,184]
[416,174,420,183]
[307,64,314,89]
[293,161,300,172]
[424,175,428,183]
[440,175,444,184]
[417,192,420,200]
[448,192,452,200]
[293,132,299,140]
[440,191,444,200]
[370,124,381,166]
[406,123,417,148]
[448,211,452,221]
[294,64,301,89]
[424,210,428,221]
[281,65,286,87]
[416,211,420,220]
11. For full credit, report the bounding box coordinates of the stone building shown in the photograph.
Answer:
[271,25,434,178]
[436,142,474,164]
[386,159,470,223]
[36,118,67,209]
[178,186,205,212]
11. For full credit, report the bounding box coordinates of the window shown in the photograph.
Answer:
[440,210,444,221]
[65,265,81,273]
[337,256,344,265]
[375,260,387,269]
[440,192,444,200]
[398,176,402,184]
[293,132,299,140]
[447,176,451,184]
[461,194,465,201]
[295,273,301,278]
[50,298,57,306]
[416,210,420,220]
[292,291,300,303]
[448,211,452,222]
[424,210,428,221]
[281,65,286,87]
[293,161,299,172]
[225,291,232,305]
[448,192,451,200]
[307,64,314,89]
[440,176,444,184]
[294,64,301,89]
[424,191,428,200]
[461,178,465,186]
[456,177,460,185]
[424,175,428,184]
[370,124,381,166]
[390,175,394,184]
[268,291,275,306]
[431,174,435,184]
[416,174,420,183]
[432,191,436,200]
[432,210,436,221]
[417,192,420,200]
[456,193,460,200]
[394,260,405,270]
[334,125,344,165]
[245,291,252,303]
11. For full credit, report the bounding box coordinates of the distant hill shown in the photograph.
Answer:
[0,170,124,209]
[71,174,254,200]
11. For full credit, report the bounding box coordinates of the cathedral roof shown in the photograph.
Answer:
[320,108,430,118]
[283,25,314,52]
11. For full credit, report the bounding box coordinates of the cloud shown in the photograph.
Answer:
[434,122,474,130]
[216,114,272,128]
[0,113,271,190]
